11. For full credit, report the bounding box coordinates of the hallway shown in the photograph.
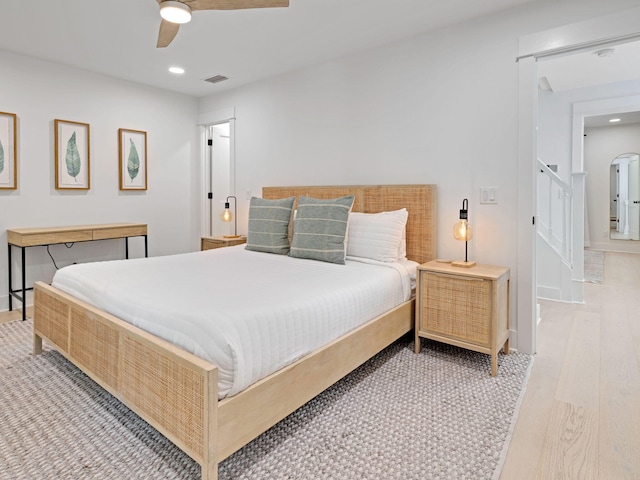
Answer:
[501,251,640,479]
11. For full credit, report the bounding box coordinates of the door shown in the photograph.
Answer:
[207,122,232,236]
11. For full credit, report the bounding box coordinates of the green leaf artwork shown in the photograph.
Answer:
[127,138,140,182]
[65,131,81,181]
[0,138,4,174]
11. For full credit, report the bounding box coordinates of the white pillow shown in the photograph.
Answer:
[398,225,407,261]
[346,208,408,262]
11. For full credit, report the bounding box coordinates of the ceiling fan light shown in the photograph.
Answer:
[160,1,192,24]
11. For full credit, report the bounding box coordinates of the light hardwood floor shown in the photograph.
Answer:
[501,251,640,480]
[0,305,33,324]
[2,253,638,478]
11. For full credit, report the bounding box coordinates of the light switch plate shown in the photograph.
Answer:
[480,187,498,204]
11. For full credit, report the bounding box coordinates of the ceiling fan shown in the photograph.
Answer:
[156,0,290,48]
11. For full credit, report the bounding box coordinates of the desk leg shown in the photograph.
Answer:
[124,236,148,259]
[21,246,26,321]
[7,244,12,311]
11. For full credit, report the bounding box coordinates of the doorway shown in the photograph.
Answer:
[573,99,640,254]
[198,108,236,240]
[207,122,232,236]
[517,7,640,355]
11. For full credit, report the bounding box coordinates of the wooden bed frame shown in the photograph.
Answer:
[33,184,436,479]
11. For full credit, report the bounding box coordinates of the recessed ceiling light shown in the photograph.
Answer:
[160,1,192,24]
[169,66,185,74]
[609,118,621,123]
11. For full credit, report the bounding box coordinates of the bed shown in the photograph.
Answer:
[33,184,436,479]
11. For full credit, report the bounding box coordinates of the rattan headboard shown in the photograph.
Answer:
[262,185,436,264]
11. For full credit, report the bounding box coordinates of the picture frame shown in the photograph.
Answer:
[0,111,17,190]
[119,128,147,190]
[55,119,90,190]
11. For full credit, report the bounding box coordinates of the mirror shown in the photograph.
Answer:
[610,152,640,240]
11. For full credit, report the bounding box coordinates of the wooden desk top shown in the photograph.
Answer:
[7,223,147,247]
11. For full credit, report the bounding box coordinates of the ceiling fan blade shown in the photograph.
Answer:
[187,0,289,11]
[157,20,181,48]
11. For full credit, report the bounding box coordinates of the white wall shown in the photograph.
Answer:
[0,50,200,311]
[538,79,640,184]
[584,123,640,252]
[198,0,640,348]
[1,0,633,328]
[538,80,640,256]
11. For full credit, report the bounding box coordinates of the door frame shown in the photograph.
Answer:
[573,95,640,241]
[517,6,640,355]
[207,122,233,236]
[198,107,236,237]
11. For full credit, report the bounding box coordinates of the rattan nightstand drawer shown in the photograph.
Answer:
[420,272,491,347]
[415,261,510,376]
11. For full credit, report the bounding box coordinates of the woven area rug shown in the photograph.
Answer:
[0,319,532,480]
[584,249,605,283]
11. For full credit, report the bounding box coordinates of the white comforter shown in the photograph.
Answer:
[52,246,413,398]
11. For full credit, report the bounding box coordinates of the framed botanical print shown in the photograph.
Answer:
[119,128,147,190]
[0,111,17,190]
[55,119,90,190]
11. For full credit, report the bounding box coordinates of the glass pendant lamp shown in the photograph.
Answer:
[451,198,476,268]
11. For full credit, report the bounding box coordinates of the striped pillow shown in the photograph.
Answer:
[290,195,355,264]
[245,196,295,254]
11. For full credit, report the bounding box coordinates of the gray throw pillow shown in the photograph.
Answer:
[245,196,295,254]
[290,195,355,264]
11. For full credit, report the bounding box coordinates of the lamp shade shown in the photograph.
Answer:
[453,219,473,241]
[221,203,232,222]
[220,196,240,238]
[452,198,475,268]
[160,1,192,24]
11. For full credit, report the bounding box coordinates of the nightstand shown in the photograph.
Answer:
[414,260,510,376]
[201,236,246,251]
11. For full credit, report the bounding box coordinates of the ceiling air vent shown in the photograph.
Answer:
[205,75,228,84]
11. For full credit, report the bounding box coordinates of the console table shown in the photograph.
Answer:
[7,223,148,321]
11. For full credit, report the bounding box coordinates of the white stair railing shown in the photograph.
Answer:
[537,158,572,266]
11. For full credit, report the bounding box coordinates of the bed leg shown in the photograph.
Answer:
[202,366,218,480]
[33,333,42,356]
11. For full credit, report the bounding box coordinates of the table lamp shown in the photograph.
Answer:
[221,195,240,238]
[451,198,475,267]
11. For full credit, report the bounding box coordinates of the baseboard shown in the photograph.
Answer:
[536,286,561,301]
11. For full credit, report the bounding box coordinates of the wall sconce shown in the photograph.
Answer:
[452,198,476,268]
[221,195,240,238]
